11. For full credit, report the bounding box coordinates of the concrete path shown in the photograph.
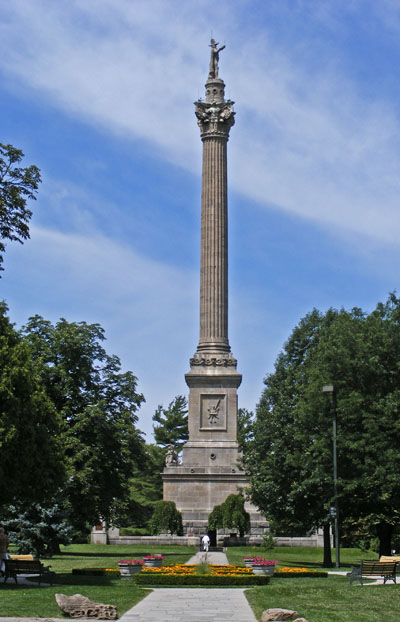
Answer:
[119,550,258,621]
[186,550,229,565]
[119,587,257,622]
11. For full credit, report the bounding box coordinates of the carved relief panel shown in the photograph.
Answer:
[200,394,227,430]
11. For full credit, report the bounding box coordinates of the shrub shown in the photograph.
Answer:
[133,574,269,586]
[149,500,183,535]
[207,494,250,536]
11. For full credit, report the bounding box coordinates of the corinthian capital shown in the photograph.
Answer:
[194,100,235,138]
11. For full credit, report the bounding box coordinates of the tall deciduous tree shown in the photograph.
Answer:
[153,395,188,449]
[0,302,64,508]
[0,143,41,273]
[245,295,400,560]
[22,315,145,531]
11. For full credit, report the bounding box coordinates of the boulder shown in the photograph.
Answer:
[55,593,117,619]
[261,609,300,622]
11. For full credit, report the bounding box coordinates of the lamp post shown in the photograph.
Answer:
[322,385,340,568]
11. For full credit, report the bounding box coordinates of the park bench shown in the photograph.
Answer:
[3,559,54,585]
[346,560,397,585]
[9,554,34,561]
[379,555,400,563]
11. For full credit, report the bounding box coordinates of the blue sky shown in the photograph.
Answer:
[1,0,400,439]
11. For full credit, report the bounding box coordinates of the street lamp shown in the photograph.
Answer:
[322,385,340,568]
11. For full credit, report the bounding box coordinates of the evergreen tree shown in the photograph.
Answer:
[153,395,188,449]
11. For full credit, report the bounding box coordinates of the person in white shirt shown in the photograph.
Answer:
[201,534,210,552]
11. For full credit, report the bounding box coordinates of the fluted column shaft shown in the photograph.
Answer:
[198,134,229,352]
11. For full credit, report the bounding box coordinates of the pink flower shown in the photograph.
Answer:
[118,559,144,565]
[251,558,278,566]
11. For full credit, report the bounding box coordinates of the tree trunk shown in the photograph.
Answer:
[377,522,393,557]
[323,523,333,567]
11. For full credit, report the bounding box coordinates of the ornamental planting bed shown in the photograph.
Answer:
[72,563,326,581]
[134,564,269,586]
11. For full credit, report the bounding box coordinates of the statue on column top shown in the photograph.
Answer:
[208,39,225,79]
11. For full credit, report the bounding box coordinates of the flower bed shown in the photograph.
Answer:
[249,557,278,566]
[134,573,269,586]
[136,563,269,585]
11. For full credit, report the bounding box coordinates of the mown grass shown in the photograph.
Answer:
[1,544,398,621]
[226,545,400,621]
[225,545,378,570]
[246,576,400,622]
[0,543,195,617]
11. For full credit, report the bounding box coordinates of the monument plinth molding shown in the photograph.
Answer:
[162,41,267,540]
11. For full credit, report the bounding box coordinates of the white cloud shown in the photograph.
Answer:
[3,223,198,437]
[1,1,400,246]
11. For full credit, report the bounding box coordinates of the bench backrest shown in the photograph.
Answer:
[362,560,396,574]
[9,554,34,561]
[5,559,42,572]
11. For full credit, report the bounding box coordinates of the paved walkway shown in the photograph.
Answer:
[186,549,230,565]
[119,550,257,622]
[119,588,257,622]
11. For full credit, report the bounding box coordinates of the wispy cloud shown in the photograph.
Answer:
[3,223,198,435]
[1,1,400,245]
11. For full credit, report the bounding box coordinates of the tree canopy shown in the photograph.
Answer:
[244,294,400,557]
[0,302,65,507]
[0,142,41,273]
[153,395,188,449]
[19,314,146,531]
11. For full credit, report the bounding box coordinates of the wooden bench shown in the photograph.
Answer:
[9,554,34,561]
[3,559,54,585]
[379,555,400,563]
[346,560,397,585]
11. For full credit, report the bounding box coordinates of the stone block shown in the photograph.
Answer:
[261,609,301,622]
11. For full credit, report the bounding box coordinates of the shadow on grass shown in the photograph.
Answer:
[0,574,121,589]
[282,559,362,569]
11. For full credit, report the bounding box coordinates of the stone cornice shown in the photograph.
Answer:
[190,351,237,368]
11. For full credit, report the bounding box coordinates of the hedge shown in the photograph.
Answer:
[133,574,270,586]
[274,571,328,578]
[72,568,119,577]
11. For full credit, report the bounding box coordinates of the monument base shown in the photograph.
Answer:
[162,464,268,538]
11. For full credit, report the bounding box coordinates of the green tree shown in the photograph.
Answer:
[3,500,73,557]
[0,143,41,273]
[149,500,183,535]
[245,295,400,560]
[153,395,188,449]
[0,302,64,508]
[237,408,254,452]
[21,315,145,532]
[207,494,250,537]
[121,443,165,528]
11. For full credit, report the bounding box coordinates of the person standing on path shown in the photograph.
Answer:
[201,533,210,552]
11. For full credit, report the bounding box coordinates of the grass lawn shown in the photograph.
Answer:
[246,577,400,622]
[225,545,379,570]
[226,546,400,622]
[0,543,196,617]
[1,544,399,621]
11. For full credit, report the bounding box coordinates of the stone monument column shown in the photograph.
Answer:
[162,40,266,541]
